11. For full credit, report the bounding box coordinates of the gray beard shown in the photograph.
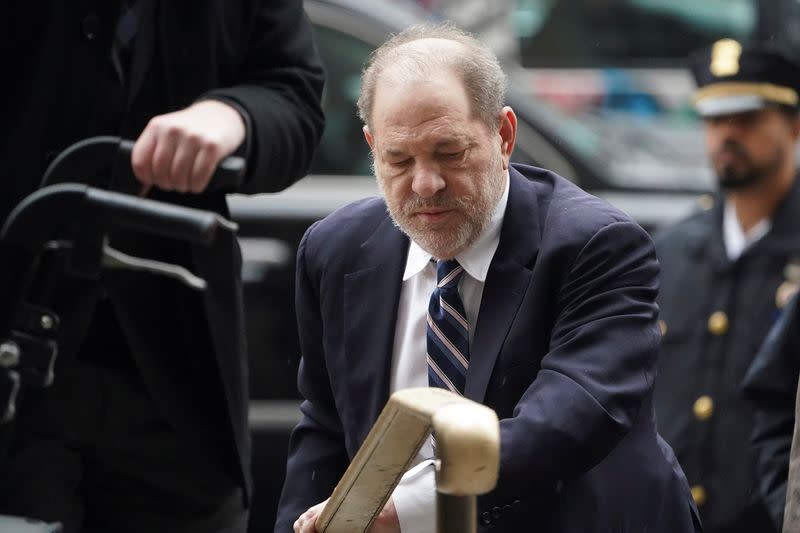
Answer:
[376,161,505,259]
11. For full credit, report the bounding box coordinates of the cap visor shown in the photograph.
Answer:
[695,95,767,117]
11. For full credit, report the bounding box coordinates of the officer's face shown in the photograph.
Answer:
[364,68,514,260]
[704,107,800,190]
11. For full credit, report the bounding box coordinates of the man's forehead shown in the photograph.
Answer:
[372,77,470,130]
[378,100,462,127]
[379,131,471,152]
[372,107,476,144]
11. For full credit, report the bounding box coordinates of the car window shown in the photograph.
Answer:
[308,22,567,177]
[515,0,757,67]
[309,25,374,176]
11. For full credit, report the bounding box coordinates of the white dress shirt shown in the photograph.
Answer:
[390,172,509,532]
[723,200,771,261]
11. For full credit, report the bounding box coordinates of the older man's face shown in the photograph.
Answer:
[364,70,508,259]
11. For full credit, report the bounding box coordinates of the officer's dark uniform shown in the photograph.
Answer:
[653,41,800,533]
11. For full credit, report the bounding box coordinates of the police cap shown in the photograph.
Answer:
[690,39,800,117]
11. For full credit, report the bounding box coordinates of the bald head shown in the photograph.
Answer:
[357,24,507,132]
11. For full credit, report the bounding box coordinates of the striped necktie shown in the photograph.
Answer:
[427,259,470,395]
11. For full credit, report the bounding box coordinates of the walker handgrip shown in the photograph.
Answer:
[117,139,246,192]
[42,136,246,192]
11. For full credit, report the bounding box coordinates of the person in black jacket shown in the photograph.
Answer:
[653,39,800,533]
[0,2,324,532]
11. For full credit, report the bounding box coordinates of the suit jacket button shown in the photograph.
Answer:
[691,485,708,506]
[697,194,714,211]
[512,499,521,509]
[492,506,502,518]
[707,311,729,336]
[481,511,492,525]
[693,395,714,421]
[82,13,100,40]
[503,504,512,513]
[776,280,799,309]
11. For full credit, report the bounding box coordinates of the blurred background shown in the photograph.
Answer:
[237,1,800,529]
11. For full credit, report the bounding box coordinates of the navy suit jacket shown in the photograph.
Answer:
[275,165,701,532]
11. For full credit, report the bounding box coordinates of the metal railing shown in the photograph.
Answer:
[317,387,499,533]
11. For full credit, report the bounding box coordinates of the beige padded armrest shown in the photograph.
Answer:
[317,387,499,533]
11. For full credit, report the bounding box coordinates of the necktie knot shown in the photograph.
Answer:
[436,259,464,289]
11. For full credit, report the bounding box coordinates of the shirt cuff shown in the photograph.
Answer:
[393,459,436,533]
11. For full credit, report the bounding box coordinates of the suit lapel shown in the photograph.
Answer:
[343,216,409,445]
[465,168,539,402]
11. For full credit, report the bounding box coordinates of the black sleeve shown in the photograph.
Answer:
[204,0,325,194]
[273,222,349,532]
[742,293,800,531]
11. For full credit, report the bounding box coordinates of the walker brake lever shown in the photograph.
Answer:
[101,244,207,290]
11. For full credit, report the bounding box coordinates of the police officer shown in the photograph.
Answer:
[654,39,800,533]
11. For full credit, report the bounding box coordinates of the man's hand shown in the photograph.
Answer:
[293,499,325,533]
[370,497,401,533]
[293,497,401,533]
[131,99,246,194]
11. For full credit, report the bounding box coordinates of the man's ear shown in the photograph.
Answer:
[498,107,517,170]
[363,125,375,150]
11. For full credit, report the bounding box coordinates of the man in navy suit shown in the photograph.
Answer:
[276,24,700,533]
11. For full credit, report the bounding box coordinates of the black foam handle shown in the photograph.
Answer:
[117,139,246,191]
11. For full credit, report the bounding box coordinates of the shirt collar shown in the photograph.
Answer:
[723,199,772,260]
[403,171,510,281]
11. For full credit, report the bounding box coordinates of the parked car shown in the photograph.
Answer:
[512,0,800,191]
[514,0,800,117]
[239,0,715,529]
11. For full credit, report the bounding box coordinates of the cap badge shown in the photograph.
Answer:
[710,39,742,77]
